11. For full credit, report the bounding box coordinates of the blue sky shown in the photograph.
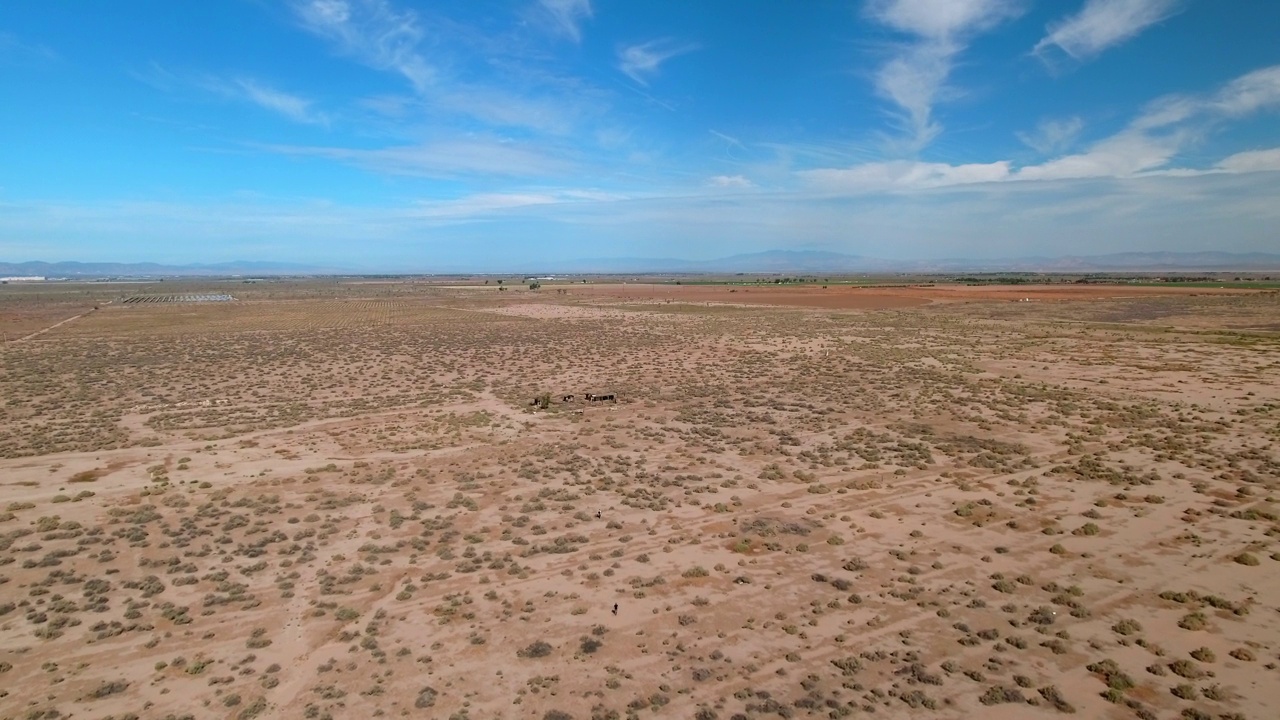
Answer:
[2,0,1278,270]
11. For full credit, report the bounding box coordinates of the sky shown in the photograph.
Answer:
[1,0,1279,270]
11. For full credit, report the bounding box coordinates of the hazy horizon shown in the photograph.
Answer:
[3,1,1279,267]
[7,248,1280,277]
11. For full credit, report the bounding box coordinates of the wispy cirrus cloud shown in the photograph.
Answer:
[617,39,699,85]
[293,0,434,90]
[231,79,328,125]
[798,63,1280,192]
[1016,116,1085,155]
[260,135,577,179]
[536,0,592,43]
[1216,148,1280,174]
[1013,127,1183,181]
[408,188,630,221]
[131,63,327,125]
[0,31,58,65]
[864,0,1024,151]
[289,0,610,137]
[1034,0,1184,63]
[707,175,754,189]
[799,159,1011,192]
[1211,65,1280,117]
[410,192,560,220]
[1021,64,1280,181]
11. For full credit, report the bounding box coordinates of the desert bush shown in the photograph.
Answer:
[244,627,272,649]
[978,686,1025,705]
[1038,685,1075,713]
[1112,619,1142,636]
[1028,606,1057,625]
[898,689,937,709]
[1178,612,1208,631]
[1202,684,1227,701]
[1086,659,1133,692]
[84,680,129,699]
[518,640,554,658]
[415,686,438,708]
[831,657,862,676]
[1189,647,1215,663]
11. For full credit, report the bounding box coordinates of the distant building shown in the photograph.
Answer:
[0,276,45,283]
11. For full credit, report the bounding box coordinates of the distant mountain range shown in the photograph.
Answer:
[0,260,341,278]
[4,251,1279,278]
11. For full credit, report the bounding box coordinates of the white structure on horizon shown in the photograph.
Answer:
[0,276,45,283]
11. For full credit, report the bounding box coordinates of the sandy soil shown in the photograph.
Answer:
[1,281,1278,720]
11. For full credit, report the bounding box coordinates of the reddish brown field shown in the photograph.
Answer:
[565,281,1260,310]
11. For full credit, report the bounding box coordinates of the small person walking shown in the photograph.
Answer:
[596,511,602,519]
[612,603,619,616]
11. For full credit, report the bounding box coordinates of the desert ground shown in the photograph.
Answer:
[1,278,1278,720]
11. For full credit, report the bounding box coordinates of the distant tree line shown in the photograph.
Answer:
[955,277,1031,284]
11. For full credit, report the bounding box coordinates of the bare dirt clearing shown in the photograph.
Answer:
[1,281,1278,720]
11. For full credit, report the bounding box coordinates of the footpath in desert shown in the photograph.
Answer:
[1,279,1278,720]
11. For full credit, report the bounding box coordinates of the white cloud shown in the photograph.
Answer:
[132,65,328,126]
[537,0,592,42]
[1129,94,1198,130]
[1017,116,1084,154]
[11,169,1279,267]
[293,0,434,90]
[1022,63,1280,181]
[410,192,559,219]
[1035,0,1183,62]
[865,0,1023,150]
[233,79,327,125]
[799,160,1010,192]
[1013,129,1184,181]
[261,136,576,179]
[431,86,583,134]
[406,189,631,221]
[617,39,699,86]
[867,0,1021,39]
[797,63,1280,192]
[1217,148,1280,174]
[872,43,954,149]
[707,175,755,189]
[1211,65,1280,117]
[290,0,610,137]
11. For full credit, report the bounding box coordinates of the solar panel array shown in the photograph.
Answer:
[123,294,236,304]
